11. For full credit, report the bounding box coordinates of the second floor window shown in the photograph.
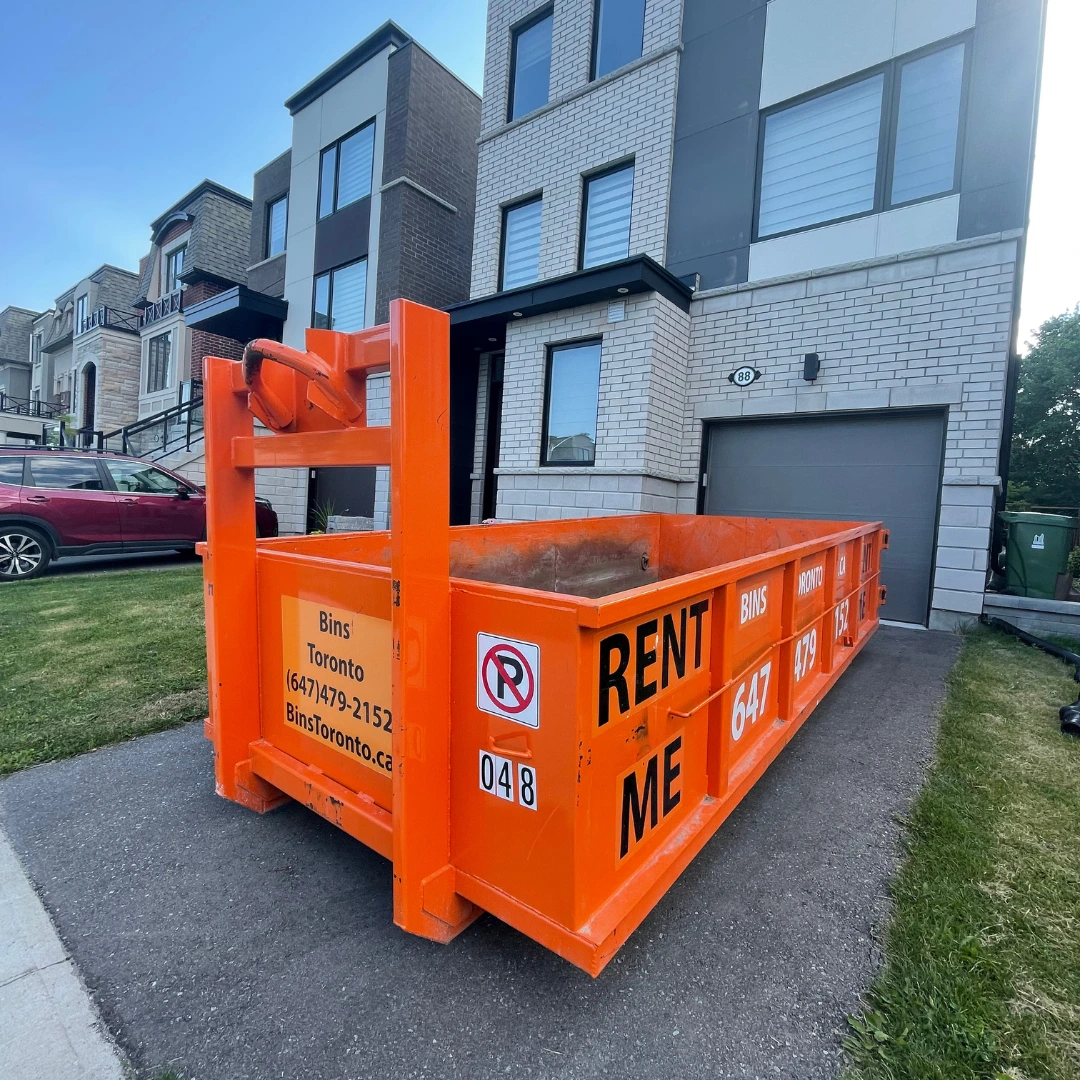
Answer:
[581,163,634,269]
[313,259,368,334]
[75,294,88,333]
[509,8,553,122]
[165,245,186,293]
[592,0,646,80]
[146,331,171,393]
[267,194,288,257]
[543,340,602,465]
[319,123,376,220]
[500,197,543,290]
[757,41,967,240]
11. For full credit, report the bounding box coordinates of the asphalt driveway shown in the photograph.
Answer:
[0,625,959,1080]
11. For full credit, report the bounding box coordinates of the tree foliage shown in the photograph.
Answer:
[1008,308,1080,510]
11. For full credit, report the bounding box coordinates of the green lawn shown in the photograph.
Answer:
[847,626,1080,1080]
[0,565,208,774]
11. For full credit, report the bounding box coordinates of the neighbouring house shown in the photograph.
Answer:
[186,20,481,533]
[24,266,141,444]
[447,0,1046,630]
[0,306,43,444]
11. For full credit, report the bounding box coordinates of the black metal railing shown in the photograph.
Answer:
[139,289,183,329]
[99,394,204,459]
[0,391,64,419]
[76,305,140,336]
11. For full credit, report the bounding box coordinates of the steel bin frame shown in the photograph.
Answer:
[200,299,887,976]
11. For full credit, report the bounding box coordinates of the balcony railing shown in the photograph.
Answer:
[76,305,140,337]
[139,289,183,329]
[0,391,65,419]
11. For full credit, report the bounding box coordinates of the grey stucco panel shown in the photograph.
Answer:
[957,0,1047,239]
[249,151,291,273]
[665,1,767,291]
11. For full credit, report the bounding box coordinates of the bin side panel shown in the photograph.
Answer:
[256,551,394,813]
[449,587,584,928]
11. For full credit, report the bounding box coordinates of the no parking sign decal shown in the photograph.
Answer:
[476,633,540,728]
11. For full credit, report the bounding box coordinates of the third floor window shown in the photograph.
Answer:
[592,0,646,80]
[756,40,967,240]
[267,194,288,258]
[509,8,553,122]
[319,122,375,220]
[165,245,186,293]
[75,294,88,333]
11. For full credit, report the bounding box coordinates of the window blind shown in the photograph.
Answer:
[331,260,367,333]
[582,165,634,268]
[758,74,884,238]
[891,44,965,206]
[511,13,553,120]
[502,199,542,289]
[336,125,375,209]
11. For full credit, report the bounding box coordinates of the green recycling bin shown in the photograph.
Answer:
[999,511,1079,599]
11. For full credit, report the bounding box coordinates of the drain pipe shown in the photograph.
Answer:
[980,614,1080,736]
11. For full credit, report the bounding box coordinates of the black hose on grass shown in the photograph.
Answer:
[980,614,1080,736]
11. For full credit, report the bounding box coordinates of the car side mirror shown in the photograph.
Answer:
[176,489,190,500]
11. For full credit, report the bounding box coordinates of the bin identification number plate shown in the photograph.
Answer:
[478,750,537,810]
[280,597,393,776]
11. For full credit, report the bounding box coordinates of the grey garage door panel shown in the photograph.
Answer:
[705,411,946,625]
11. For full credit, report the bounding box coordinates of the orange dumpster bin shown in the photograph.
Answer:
[200,299,887,976]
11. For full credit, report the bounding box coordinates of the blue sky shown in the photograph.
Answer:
[1,0,1076,347]
[0,0,487,313]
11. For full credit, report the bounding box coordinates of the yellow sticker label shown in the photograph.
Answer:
[280,597,393,775]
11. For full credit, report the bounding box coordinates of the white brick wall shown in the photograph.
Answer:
[471,0,682,298]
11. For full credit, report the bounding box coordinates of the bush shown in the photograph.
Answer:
[1068,544,1080,580]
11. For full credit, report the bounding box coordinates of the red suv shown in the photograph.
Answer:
[0,448,278,581]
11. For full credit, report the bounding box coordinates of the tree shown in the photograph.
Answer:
[1008,308,1080,510]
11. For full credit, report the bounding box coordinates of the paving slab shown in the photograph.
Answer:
[0,829,125,1080]
[0,625,960,1080]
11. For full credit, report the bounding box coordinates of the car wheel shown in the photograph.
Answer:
[0,526,51,582]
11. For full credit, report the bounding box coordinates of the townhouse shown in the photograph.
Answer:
[186,20,481,532]
[448,0,1046,629]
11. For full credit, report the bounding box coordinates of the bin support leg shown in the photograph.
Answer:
[203,356,286,814]
[389,300,478,942]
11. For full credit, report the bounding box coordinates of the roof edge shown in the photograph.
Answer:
[285,21,410,115]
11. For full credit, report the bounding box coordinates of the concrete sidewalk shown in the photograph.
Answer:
[0,625,960,1080]
[0,829,125,1080]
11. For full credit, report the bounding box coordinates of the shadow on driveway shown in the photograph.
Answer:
[0,626,960,1080]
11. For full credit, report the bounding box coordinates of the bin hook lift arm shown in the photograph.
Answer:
[241,338,364,432]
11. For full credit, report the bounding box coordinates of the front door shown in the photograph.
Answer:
[481,354,504,521]
[81,363,96,441]
[102,458,205,545]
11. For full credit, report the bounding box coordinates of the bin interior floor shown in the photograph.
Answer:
[264,514,870,600]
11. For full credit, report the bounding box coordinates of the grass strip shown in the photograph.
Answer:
[847,626,1080,1080]
[0,566,207,774]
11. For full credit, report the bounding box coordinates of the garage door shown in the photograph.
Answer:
[704,410,946,625]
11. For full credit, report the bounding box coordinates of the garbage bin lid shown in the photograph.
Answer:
[999,511,1080,527]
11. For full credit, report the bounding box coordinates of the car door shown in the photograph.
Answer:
[102,459,205,546]
[24,454,122,549]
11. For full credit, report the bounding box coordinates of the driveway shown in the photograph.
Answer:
[0,626,959,1080]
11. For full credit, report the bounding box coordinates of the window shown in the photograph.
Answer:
[146,331,172,393]
[509,8,553,121]
[75,294,88,333]
[266,194,288,257]
[757,41,967,239]
[542,340,602,465]
[890,45,966,206]
[165,245,186,292]
[500,197,543,290]
[105,460,185,495]
[0,457,24,486]
[318,122,376,220]
[28,456,104,491]
[592,0,646,80]
[581,163,634,268]
[312,259,368,333]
